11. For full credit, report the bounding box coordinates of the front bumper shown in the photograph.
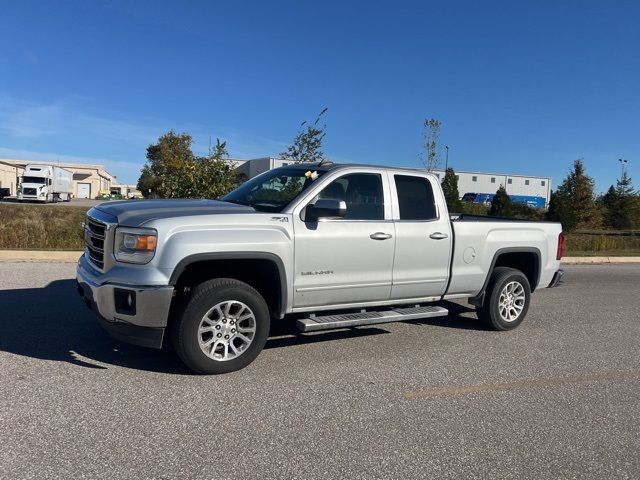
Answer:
[76,254,174,348]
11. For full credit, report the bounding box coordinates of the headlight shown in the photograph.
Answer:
[114,227,157,264]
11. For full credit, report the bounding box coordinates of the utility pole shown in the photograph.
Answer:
[445,145,449,170]
[618,158,628,180]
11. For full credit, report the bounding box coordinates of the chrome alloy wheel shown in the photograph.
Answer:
[197,300,256,361]
[498,281,526,322]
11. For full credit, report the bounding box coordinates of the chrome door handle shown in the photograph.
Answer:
[429,232,449,240]
[370,232,393,240]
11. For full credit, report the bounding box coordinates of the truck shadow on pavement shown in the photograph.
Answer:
[0,280,483,374]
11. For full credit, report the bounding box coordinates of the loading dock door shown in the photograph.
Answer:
[77,183,91,199]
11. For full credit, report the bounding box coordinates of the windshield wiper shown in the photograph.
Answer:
[224,199,249,206]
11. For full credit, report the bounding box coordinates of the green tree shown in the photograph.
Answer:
[421,118,441,171]
[488,185,511,217]
[509,202,545,220]
[545,159,598,230]
[602,171,639,229]
[137,131,240,199]
[546,189,560,221]
[137,164,160,198]
[441,168,462,212]
[194,139,241,199]
[281,108,328,163]
[139,131,196,198]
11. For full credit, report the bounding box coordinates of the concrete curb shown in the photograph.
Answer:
[0,250,639,264]
[0,250,83,263]
[561,256,640,264]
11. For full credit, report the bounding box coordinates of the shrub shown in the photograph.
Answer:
[0,204,87,250]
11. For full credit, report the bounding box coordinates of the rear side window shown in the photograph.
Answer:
[394,175,437,220]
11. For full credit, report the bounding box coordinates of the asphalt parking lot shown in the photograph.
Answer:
[0,198,104,208]
[0,263,638,479]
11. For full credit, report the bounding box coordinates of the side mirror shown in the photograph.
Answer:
[306,198,347,221]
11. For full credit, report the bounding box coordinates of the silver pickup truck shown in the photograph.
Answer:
[77,162,565,374]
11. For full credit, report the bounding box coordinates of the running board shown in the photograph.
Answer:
[296,306,449,332]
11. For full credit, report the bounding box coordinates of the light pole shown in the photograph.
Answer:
[445,145,449,170]
[618,158,628,180]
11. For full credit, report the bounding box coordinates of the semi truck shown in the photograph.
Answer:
[77,161,564,374]
[18,164,73,203]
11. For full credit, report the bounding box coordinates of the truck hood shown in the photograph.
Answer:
[95,199,255,226]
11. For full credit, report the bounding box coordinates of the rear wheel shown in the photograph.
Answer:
[476,267,531,331]
[172,278,270,374]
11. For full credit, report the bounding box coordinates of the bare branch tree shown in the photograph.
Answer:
[281,108,328,163]
[421,118,441,171]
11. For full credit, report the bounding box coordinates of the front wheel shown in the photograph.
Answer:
[476,267,531,331]
[172,278,270,374]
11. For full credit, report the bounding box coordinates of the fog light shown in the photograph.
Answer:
[114,288,136,315]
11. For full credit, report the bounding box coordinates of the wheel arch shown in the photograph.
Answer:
[169,252,288,318]
[470,247,541,307]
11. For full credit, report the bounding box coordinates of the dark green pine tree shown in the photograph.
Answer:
[488,185,511,217]
[441,168,462,212]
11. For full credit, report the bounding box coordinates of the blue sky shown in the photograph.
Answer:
[1,0,638,190]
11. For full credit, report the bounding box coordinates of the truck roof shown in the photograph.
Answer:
[280,161,435,175]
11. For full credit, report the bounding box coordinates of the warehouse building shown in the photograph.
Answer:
[0,160,23,196]
[0,159,116,198]
[231,159,552,206]
[231,156,292,178]
[432,169,552,206]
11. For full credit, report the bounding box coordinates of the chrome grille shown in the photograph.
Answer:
[23,188,37,195]
[85,215,107,270]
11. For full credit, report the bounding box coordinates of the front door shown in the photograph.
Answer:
[292,171,395,309]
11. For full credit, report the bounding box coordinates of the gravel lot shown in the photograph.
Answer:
[0,263,638,479]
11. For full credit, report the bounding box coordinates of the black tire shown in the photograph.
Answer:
[476,267,531,331]
[172,278,270,374]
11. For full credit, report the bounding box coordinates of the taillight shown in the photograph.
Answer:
[556,232,565,260]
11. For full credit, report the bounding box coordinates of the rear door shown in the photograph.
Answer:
[389,173,452,300]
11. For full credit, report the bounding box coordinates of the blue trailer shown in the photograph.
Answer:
[462,192,546,209]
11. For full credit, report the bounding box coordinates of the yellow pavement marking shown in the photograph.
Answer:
[403,371,640,399]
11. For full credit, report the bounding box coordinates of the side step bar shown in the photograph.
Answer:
[296,306,449,332]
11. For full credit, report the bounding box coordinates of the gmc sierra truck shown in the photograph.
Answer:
[77,162,565,374]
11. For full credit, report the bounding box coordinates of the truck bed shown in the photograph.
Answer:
[446,217,562,298]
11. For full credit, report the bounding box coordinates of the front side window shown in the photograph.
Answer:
[394,175,437,220]
[223,167,327,212]
[315,173,384,220]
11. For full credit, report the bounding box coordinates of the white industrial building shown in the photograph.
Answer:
[231,157,293,179]
[230,159,552,206]
[432,169,552,205]
[2,155,552,206]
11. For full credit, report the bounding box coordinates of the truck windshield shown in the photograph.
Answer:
[22,176,45,184]
[223,168,326,213]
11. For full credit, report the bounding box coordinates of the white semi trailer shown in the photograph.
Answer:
[18,164,74,203]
